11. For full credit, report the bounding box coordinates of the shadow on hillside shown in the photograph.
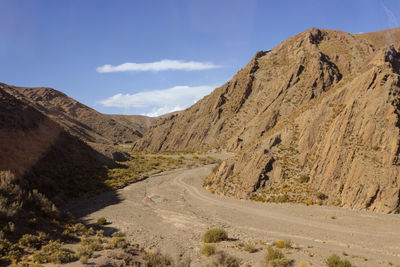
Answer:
[0,86,127,239]
[22,131,126,221]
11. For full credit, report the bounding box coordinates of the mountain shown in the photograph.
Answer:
[0,83,119,239]
[134,28,400,213]
[8,86,154,144]
[3,84,155,162]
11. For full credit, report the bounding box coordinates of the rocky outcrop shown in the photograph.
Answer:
[136,28,400,213]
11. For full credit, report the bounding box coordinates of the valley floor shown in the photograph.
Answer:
[67,161,400,266]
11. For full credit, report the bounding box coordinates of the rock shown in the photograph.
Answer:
[134,28,400,213]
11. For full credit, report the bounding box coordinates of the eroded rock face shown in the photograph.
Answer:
[135,28,400,213]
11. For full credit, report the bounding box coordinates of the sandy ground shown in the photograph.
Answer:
[67,164,400,266]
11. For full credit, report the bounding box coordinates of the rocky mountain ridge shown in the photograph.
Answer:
[134,28,400,213]
[8,85,153,144]
[3,84,154,161]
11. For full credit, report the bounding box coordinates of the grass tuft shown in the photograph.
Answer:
[202,228,228,243]
[201,244,216,256]
[96,217,107,226]
[325,254,352,267]
[265,246,293,267]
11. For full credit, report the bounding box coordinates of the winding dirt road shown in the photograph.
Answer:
[68,164,400,266]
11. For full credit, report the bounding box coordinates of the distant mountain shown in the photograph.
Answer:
[9,86,153,144]
[134,28,400,213]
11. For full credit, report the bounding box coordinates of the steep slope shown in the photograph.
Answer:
[0,83,117,239]
[7,85,153,145]
[135,28,400,213]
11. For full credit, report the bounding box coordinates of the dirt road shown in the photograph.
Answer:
[68,164,400,266]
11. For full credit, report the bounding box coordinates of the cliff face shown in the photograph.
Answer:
[135,28,400,213]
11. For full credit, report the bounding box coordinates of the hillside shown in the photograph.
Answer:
[6,85,153,145]
[134,28,400,213]
[0,83,118,241]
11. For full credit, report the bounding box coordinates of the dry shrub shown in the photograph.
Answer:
[325,254,352,267]
[32,240,76,264]
[143,250,173,266]
[203,228,228,243]
[201,244,216,256]
[265,246,293,267]
[209,251,240,267]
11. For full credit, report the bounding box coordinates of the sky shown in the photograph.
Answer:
[1,0,400,116]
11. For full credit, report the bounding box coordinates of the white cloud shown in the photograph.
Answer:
[96,59,220,73]
[98,85,215,117]
[144,106,184,117]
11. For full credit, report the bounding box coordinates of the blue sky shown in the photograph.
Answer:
[1,0,400,116]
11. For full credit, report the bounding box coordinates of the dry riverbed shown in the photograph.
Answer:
[67,163,400,266]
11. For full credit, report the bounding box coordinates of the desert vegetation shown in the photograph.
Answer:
[0,149,221,266]
[265,245,293,267]
[201,244,216,256]
[106,151,220,188]
[96,217,107,226]
[244,243,258,253]
[0,215,167,266]
[143,250,174,266]
[203,228,229,243]
[273,239,292,249]
[32,240,77,264]
[325,254,352,267]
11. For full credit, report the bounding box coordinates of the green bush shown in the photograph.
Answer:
[77,245,93,261]
[201,244,216,256]
[265,246,293,267]
[325,254,352,267]
[203,228,228,243]
[81,237,103,251]
[97,217,107,226]
[76,237,103,263]
[33,241,77,264]
[18,234,42,249]
[72,223,87,234]
[105,236,127,249]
